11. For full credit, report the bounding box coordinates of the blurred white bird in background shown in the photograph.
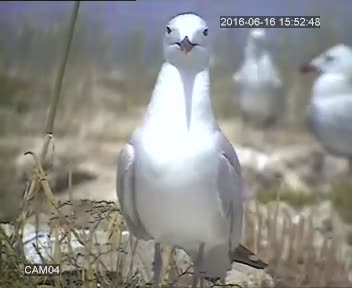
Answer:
[117,12,266,288]
[300,44,352,174]
[232,28,286,137]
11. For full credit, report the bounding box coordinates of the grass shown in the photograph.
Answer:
[256,188,322,210]
[244,200,352,288]
[256,178,352,223]
[0,150,133,287]
[0,226,35,288]
[0,146,21,222]
[1,163,351,287]
[329,179,352,224]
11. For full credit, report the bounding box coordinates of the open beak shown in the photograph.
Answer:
[300,63,318,74]
[178,36,195,54]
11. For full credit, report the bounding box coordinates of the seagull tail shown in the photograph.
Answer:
[231,244,268,269]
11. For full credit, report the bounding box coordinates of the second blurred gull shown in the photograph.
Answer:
[233,28,285,128]
[301,44,352,172]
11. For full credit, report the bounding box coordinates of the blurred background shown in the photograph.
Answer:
[1,1,352,286]
[0,0,352,134]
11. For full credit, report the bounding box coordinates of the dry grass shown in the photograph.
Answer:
[329,179,352,224]
[256,179,352,226]
[0,149,142,287]
[1,156,352,287]
[244,200,352,288]
[256,189,321,209]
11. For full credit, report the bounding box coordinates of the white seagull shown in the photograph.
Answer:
[233,28,285,128]
[300,44,352,172]
[117,12,266,287]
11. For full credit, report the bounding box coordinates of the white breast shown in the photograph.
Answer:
[134,129,228,250]
[309,97,352,156]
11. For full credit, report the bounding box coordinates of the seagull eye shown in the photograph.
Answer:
[166,26,172,34]
[203,29,208,36]
[325,55,334,62]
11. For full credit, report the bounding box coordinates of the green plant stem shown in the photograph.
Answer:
[40,1,80,163]
[35,0,80,251]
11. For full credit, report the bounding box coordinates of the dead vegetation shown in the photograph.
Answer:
[1,161,352,287]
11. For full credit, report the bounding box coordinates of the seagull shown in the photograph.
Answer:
[116,12,267,287]
[300,44,352,173]
[233,28,285,129]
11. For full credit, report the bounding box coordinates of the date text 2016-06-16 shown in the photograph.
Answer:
[220,16,320,29]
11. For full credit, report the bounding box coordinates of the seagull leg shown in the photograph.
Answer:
[192,243,205,288]
[153,242,162,288]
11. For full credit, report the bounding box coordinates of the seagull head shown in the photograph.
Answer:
[163,12,210,70]
[246,28,267,57]
[249,28,266,43]
[300,44,352,77]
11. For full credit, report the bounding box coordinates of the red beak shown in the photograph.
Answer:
[179,36,195,54]
[300,63,318,74]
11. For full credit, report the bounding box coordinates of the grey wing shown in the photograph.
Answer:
[215,131,243,250]
[117,143,151,240]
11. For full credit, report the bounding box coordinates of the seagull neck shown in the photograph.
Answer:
[146,62,215,130]
[246,41,264,60]
[312,73,352,100]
